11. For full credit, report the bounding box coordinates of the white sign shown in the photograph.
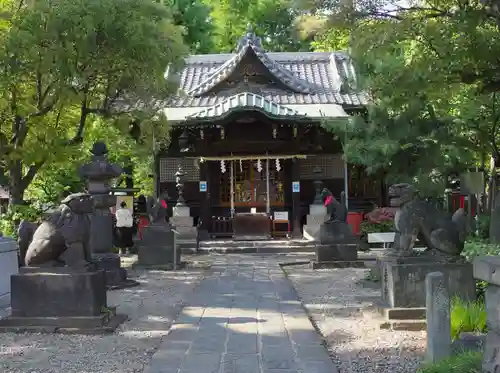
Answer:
[274,211,288,221]
[199,181,207,192]
[292,181,300,193]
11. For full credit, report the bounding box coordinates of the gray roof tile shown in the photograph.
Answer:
[167,28,368,109]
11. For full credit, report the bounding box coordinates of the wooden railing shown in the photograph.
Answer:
[210,216,233,238]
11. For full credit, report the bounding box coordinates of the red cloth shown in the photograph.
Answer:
[324,195,334,206]
[137,215,150,240]
[161,200,167,208]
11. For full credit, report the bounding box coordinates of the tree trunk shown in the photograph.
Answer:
[7,159,44,207]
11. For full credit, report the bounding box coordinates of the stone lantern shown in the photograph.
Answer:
[78,142,136,288]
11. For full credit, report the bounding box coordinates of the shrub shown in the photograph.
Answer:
[462,239,500,260]
[417,351,482,373]
[450,297,487,341]
[0,204,43,238]
[359,220,394,235]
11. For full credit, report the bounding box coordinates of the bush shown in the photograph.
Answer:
[0,204,43,238]
[462,239,500,260]
[359,220,394,235]
[417,351,482,373]
[450,297,487,341]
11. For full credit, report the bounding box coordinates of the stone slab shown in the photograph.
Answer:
[306,213,328,226]
[0,312,127,334]
[303,224,320,241]
[380,257,475,308]
[315,243,358,263]
[309,204,327,216]
[473,255,500,286]
[0,239,18,310]
[173,205,191,218]
[380,319,427,331]
[11,270,107,318]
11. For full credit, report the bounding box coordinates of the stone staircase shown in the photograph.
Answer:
[190,239,317,254]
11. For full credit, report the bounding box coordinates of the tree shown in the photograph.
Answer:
[161,0,215,53]
[0,0,187,205]
[207,0,310,52]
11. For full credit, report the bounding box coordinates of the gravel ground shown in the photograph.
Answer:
[0,266,206,373]
[284,265,426,373]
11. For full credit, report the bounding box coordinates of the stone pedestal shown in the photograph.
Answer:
[0,238,18,311]
[303,204,328,241]
[312,221,358,265]
[92,253,138,290]
[0,268,126,333]
[319,221,354,244]
[379,256,475,330]
[171,205,197,252]
[473,256,500,372]
[138,225,181,268]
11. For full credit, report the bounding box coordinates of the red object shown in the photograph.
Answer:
[347,212,364,235]
[161,200,167,208]
[324,195,333,206]
[137,215,150,240]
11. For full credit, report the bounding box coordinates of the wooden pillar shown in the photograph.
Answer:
[198,160,210,240]
[291,158,301,238]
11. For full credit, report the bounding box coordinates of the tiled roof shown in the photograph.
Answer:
[167,26,368,109]
[187,92,306,120]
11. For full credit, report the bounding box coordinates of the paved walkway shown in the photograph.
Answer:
[144,255,338,373]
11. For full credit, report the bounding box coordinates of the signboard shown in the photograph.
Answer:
[199,181,207,192]
[292,181,300,193]
[274,211,289,221]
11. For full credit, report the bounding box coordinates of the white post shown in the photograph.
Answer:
[230,160,235,217]
[343,158,349,210]
[266,157,270,214]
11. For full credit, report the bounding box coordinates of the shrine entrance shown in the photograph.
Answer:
[219,159,285,209]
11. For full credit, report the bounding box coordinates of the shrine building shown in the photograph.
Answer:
[158,26,384,239]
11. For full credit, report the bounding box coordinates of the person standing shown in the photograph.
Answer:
[115,201,134,255]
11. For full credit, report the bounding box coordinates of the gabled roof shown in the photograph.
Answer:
[186,92,307,121]
[186,26,316,96]
[164,25,367,121]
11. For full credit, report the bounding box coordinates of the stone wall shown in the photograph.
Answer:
[0,238,18,311]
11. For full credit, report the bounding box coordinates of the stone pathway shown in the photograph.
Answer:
[144,255,337,373]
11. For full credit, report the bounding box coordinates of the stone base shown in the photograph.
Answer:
[319,221,354,244]
[138,226,181,267]
[303,224,320,241]
[0,307,127,334]
[315,243,358,262]
[380,256,476,309]
[11,270,107,318]
[310,260,365,269]
[378,304,427,330]
[92,253,139,290]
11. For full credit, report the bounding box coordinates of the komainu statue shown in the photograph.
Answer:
[388,183,467,260]
[146,192,169,225]
[18,193,95,267]
[321,188,347,223]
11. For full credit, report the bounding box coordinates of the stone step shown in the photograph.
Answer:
[199,239,312,249]
[194,245,316,254]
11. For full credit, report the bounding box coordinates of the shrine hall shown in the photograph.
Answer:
[157,26,385,240]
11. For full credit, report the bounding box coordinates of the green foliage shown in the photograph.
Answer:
[207,0,309,52]
[0,204,42,238]
[476,214,490,240]
[359,220,394,234]
[450,297,487,341]
[416,351,482,373]
[0,0,186,204]
[462,239,500,261]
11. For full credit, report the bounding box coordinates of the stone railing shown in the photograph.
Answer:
[473,256,500,372]
[0,238,18,312]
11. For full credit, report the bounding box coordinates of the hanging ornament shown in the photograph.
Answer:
[272,126,277,139]
[293,126,297,138]
[239,159,243,172]
[220,160,226,174]
[220,127,225,140]
[275,158,281,172]
[256,159,262,172]
[200,128,204,140]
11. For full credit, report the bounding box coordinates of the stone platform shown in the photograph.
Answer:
[196,239,316,254]
[0,268,127,334]
[378,256,475,330]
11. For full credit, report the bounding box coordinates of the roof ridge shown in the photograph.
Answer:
[186,38,317,96]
